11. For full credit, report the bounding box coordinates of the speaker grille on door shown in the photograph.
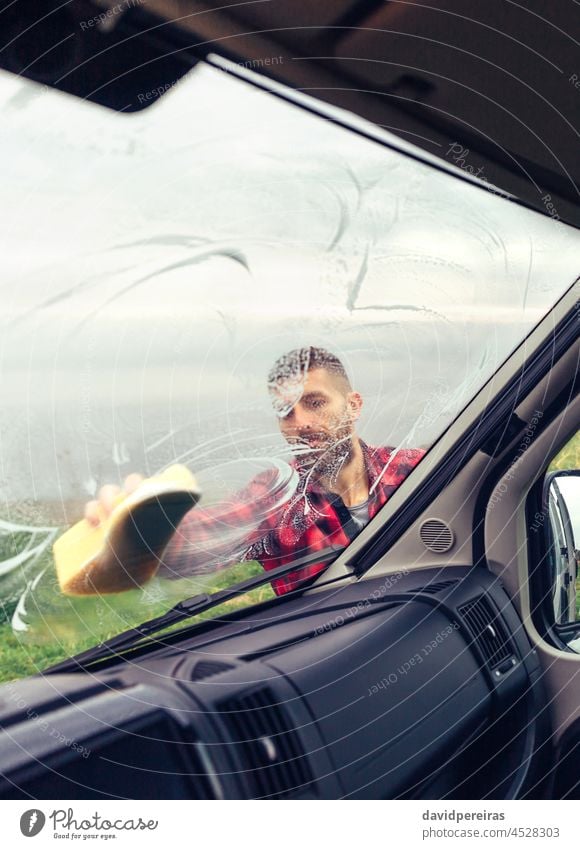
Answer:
[419,519,454,553]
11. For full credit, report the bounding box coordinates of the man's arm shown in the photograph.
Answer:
[157,471,285,580]
[82,469,281,586]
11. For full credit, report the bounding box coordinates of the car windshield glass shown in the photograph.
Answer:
[1,61,579,680]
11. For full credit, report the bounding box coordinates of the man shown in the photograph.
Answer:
[86,347,425,595]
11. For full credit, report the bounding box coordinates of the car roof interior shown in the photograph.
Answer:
[1,0,579,227]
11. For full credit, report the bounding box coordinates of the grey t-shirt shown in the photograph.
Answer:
[348,498,370,530]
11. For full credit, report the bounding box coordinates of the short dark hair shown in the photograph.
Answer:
[267,346,352,393]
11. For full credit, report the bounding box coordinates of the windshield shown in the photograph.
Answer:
[1,61,579,680]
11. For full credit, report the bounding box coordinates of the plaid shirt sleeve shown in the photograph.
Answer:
[157,469,285,579]
[158,445,426,590]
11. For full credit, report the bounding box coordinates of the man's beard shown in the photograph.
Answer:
[291,428,355,483]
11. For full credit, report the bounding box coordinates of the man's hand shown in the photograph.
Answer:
[84,473,145,528]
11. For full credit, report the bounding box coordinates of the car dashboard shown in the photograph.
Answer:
[0,566,549,799]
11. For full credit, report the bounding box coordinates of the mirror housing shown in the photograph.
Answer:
[543,470,580,625]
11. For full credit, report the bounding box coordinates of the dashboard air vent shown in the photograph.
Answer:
[458,595,513,669]
[419,519,455,553]
[219,688,314,799]
[411,579,459,596]
[191,660,234,681]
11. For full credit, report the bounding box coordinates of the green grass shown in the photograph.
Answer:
[0,560,274,685]
[0,622,97,682]
[548,430,580,471]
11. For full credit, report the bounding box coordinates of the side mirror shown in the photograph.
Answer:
[543,470,580,625]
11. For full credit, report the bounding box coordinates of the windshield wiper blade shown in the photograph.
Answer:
[46,545,346,672]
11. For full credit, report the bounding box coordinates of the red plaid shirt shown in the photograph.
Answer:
[160,442,425,596]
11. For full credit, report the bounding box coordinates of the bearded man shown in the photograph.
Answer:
[85,347,425,595]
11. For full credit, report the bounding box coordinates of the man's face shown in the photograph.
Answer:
[272,368,362,480]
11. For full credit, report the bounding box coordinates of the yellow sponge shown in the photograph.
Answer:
[53,465,201,595]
